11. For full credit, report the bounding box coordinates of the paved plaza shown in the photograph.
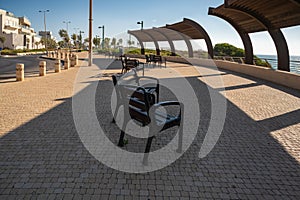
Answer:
[0,54,299,199]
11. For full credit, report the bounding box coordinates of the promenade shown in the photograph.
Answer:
[0,54,299,199]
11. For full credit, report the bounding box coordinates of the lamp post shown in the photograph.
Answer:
[39,10,50,54]
[98,26,104,49]
[63,21,71,50]
[137,21,143,30]
[63,21,71,33]
[88,0,93,66]
[74,28,79,49]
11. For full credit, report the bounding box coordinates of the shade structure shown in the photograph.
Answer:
[128,18,213,58]
[209,0,300,71]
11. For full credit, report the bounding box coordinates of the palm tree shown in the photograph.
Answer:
[71,33,77,47]
[59,29,70,47]
[111,38,116,49]
[117,38,123,47]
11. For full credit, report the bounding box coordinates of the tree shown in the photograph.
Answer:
[41,37,57,49]
[117,38,123,46]
[213,43,244,57]
[71,33,77,47]
[35,41,40,49]
[214,43,271,68]
[0,36,6,48]
[104,38,110,49]
[93,37,100,48]
[111,38,116,49]
[127,40,135,47]
[58,41,65,48]
[58,29,70,47]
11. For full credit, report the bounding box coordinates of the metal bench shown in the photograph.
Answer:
[117,84,183,165]
[112,69,159,123]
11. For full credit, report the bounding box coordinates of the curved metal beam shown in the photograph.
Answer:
[128,30,145,55]
[183,18,214,59]
[225,2,290,71]
[153,28,176,56]
[208,7,254,64]
[141,30,160,55]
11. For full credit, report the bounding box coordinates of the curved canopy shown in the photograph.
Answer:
[128,18,213,58]
[209,0,300,71]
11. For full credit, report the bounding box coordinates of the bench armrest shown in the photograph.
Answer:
[154,101,181,107]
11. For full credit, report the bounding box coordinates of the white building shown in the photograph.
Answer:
[0,9,44,50]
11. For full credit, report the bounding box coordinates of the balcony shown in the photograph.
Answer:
[4,24,18,30]
[19,16,31,27]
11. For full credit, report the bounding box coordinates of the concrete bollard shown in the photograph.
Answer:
[70,54,76,67]
[55,59,61,73]
[75,55,78,66]
[16,63,24,81]
[64,58,70,70]
[51,52,55,58]
[65,53,69,60]
[39,61,46,76]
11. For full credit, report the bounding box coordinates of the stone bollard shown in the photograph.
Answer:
[55,59,61,73]
[65,53,69,60]
[64,57,70,70]
[39,61,46,76]
[75,55,78,66]
[16,63,24,81]
[56,52,59,58]
[70,54,76,67]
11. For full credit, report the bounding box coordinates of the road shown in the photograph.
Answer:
[0,55,55,79]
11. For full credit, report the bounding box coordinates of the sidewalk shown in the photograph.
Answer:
[0,54,299,199]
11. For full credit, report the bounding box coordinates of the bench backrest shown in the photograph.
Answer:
[119,85,155,125]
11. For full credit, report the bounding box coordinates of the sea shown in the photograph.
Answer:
[256,55,300,74]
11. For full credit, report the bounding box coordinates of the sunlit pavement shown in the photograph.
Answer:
[0,53,299,199]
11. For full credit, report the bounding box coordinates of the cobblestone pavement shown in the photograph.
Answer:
[0,54,299,199]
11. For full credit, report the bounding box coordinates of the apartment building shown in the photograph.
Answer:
[0,8,44,50]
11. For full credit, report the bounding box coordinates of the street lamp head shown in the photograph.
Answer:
[137,21,143,30]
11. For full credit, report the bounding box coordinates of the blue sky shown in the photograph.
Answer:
[1,0,300,55]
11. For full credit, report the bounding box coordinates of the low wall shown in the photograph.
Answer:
[125,54,300,90]
[214,60,300,90]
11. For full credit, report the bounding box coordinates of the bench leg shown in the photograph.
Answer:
[118,131,125,147]
[176,125,183,153]
[112,103,120,123]
[142,136,154,165]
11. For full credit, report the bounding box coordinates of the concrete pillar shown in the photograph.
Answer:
[39,61,46,76]
[55,59,61,73]
[64,58,70,70]
[16,63,24,81]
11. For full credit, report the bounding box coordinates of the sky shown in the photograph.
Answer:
[1,0,300,56]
